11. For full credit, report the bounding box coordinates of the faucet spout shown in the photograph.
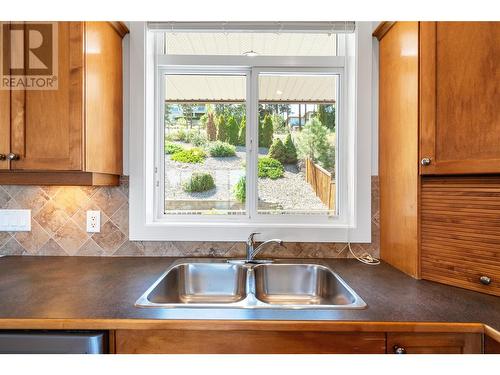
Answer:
[251,239,285,260]
[246,232,285,262]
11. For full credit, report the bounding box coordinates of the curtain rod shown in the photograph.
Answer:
[148,21,356,34]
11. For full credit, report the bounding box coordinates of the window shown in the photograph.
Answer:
[129,22,373,242]
[162,73,248,215]
[257,72,339,215]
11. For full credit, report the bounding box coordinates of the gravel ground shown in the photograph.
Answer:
[164,142,329,211]
[258,164,327,211]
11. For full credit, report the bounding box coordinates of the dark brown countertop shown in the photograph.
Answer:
[0,256,498,333]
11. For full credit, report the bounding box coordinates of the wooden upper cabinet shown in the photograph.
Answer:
[420,22,500,175]
[11,22,83,171]
[0,21,127,185]
[85,22,124,176]
[379,22,420,278]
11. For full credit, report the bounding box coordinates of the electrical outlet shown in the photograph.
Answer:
[86,210,101,233]
[0,209,31,232]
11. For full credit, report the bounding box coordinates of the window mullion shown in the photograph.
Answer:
[246,68,258,220]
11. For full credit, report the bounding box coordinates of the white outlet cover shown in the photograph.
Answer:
[86,210,101,233]
[0,209,31,232]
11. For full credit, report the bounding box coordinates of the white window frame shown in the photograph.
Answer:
[129,22,373,243]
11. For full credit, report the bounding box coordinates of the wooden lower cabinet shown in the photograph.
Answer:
[484,335,500,354]
[420,176,500,296]
[113,329,487,354]
[114,330,386,354]
[387,333,482,354]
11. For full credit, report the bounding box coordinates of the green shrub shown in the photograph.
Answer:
[237,117,246,146]
[206,111,217,141]
[284,133,298,164]
[183,172,215,193]
[171,148,206,163]
[258,157,284,179]
[296,117,335,171]
[170,128,188,142]
[267,138,287,164]
[216,115,229,142]
[208,141,236,157]
[233,175,246,202]
[259,114,274,148]
[186,131,207,147]
[165,142,185,154]
[227,116,240,145]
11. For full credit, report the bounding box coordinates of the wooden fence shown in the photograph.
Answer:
[305,158,336,210]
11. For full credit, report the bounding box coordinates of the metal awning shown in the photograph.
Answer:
[165,74,337,103]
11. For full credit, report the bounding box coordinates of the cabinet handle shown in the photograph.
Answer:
[421,157,431,166]
[6,153,20,161]
[0,154,6,161]
[480,275,492,285]
[393,345,407,354]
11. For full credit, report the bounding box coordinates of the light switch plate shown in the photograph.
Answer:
[86,210,101,233]
[0,209,31,232]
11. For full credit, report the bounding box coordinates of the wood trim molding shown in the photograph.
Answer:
[0,318,492,334]
[108,22,129,38]
[373,22,396,40]
[484,324,500,343]
[0,171,119,186]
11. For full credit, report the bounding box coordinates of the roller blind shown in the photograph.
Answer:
[148,21,355,33]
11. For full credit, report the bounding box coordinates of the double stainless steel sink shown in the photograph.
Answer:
[136,259,366,310]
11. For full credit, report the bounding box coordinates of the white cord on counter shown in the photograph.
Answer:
[340,242,380,265]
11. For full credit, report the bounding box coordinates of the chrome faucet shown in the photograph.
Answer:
[246,232,285,262]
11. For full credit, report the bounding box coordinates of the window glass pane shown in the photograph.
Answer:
[164,74,247,215]
[165,32,337,56]
[257,73,338,215]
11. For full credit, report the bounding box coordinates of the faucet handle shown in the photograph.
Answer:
[247,232,260,244]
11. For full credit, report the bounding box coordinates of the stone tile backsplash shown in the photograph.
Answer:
[0,176,380,258]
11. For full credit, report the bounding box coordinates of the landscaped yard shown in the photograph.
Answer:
[165,143,327,212]
[163,103,336,214]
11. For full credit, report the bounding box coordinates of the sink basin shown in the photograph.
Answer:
[136,259,366,309]
[254,263,358,306]
[145,262,247,305]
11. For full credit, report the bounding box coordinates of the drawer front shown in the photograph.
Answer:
[115,330,386,354]
[421,177,500,296]
[387,333,482,354]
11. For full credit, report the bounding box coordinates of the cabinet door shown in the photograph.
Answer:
[420,22,500,174]
[115,330,386,354]
[379,22,420,277]
[0,85,9,170]
[84,22,123,175]
[10,22,83,171]
[387,333,482,354]
[421,176,500,296]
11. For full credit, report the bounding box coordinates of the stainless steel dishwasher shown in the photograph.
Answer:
[0,331,106,354]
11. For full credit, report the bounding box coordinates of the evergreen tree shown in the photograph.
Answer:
[284,133,298,164]
[237,117,246,146]
[316,104,336,131]
[268,138,287,164]
[227,116,240,145]
[297,117,335,171]
[216,115,228,142]
[206,111,217,141]
[180,104,195,129]
[259,114,274,148]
